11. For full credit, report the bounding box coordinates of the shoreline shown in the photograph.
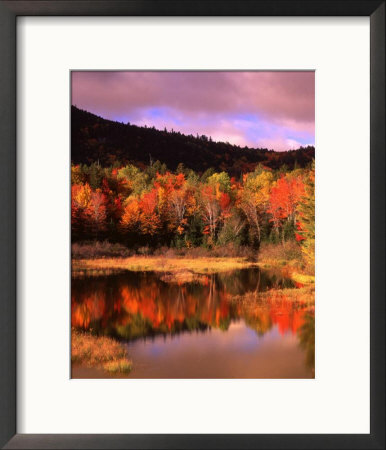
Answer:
[71,254,315,305]
[71,255,315,378]
[71,330,132,376]
[72,256,259,276]
[71,255,314,286]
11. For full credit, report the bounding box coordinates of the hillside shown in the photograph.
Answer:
[71,106,314,175]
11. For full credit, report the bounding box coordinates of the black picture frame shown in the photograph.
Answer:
[0,1,384,449]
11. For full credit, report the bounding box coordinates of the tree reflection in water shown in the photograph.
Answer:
[72,269,312,342]
[297,312,315,370]
[72,268,315,378]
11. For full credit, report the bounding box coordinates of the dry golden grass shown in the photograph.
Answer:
[71,329,132,373]
[257,242,315,285]
[72,256,258,275]
[160,269,208,284]
[230,242,314,305]
[260,285,314,304]
[259,240,302,258]
[258,241,301,267]
[103,359,133,373]
[290,272,315,285]
[231,285,315,305]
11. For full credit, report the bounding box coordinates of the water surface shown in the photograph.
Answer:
[71,268,314,378]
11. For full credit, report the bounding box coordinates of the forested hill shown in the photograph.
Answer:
[71,106,315,175]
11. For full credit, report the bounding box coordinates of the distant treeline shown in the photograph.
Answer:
[71,161,315,267]
[71,106,315,175]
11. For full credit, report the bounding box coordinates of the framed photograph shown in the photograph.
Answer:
[70,69,316,381]
[1,1,384,449]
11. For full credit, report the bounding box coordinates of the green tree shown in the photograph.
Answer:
[296,162,315,270]
[239,170,273,248]
[207,172,231,193]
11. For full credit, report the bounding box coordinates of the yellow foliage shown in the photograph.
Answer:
[241,172,273,210]
[73,183,92,208]
[71,165,84,184]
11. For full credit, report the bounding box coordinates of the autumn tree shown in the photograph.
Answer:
[120,198,141,233]
[296,165,315,270]
[70,160,314,255]
[169,188,188,235]
[138,189,161,236]
[269,174,305,243]
[217,214,245,246]
[239,170,273,248]
[117,164,149,197]
[71,165,86,185]
[85,191,107,239]
[200,184,220,245]
[206,172,231,194]
[71,183,92,239]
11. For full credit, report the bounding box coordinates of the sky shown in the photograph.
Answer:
[71,71,315,152]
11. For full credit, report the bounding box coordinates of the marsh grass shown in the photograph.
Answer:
[71,329,132,373]
[103,359,133,373]
[230,285,315,306]
[230,242,314,306]
[72,256,258,276]
[71,241,315,283]
[258,241,302,267]
[290,272,315,285]
[159,269,208,284]
[257,241,315,285]
[260,285,314,304]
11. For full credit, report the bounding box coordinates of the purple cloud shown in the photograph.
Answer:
[71,71,314,151]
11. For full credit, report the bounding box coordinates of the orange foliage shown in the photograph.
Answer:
[269,175,305,231]
[138,189,161,235]
[71,163,313,248]
[72,274,309,338]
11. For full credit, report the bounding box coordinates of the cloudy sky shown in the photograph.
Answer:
[71,71,314,152]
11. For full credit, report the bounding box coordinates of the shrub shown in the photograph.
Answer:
[72,241,132,259]
[258,241,302,263]
[72,240,259,260]
[137,246,152,256]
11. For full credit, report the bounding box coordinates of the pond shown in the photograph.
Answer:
[71,268,314,378]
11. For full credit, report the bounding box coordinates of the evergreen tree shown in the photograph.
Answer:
[296,162,315,270]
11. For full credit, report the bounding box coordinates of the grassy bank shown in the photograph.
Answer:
[257,242,315,285]
[71,329,132,374]
[231,284,315,305]
[71,241,314,288]
[72,256,258,276]
[72,241,257,260]
[223,241,316,306]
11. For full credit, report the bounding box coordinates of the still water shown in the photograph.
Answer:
[72,268,314,378]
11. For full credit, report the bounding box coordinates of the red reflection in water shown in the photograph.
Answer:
[72,271,310,339]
